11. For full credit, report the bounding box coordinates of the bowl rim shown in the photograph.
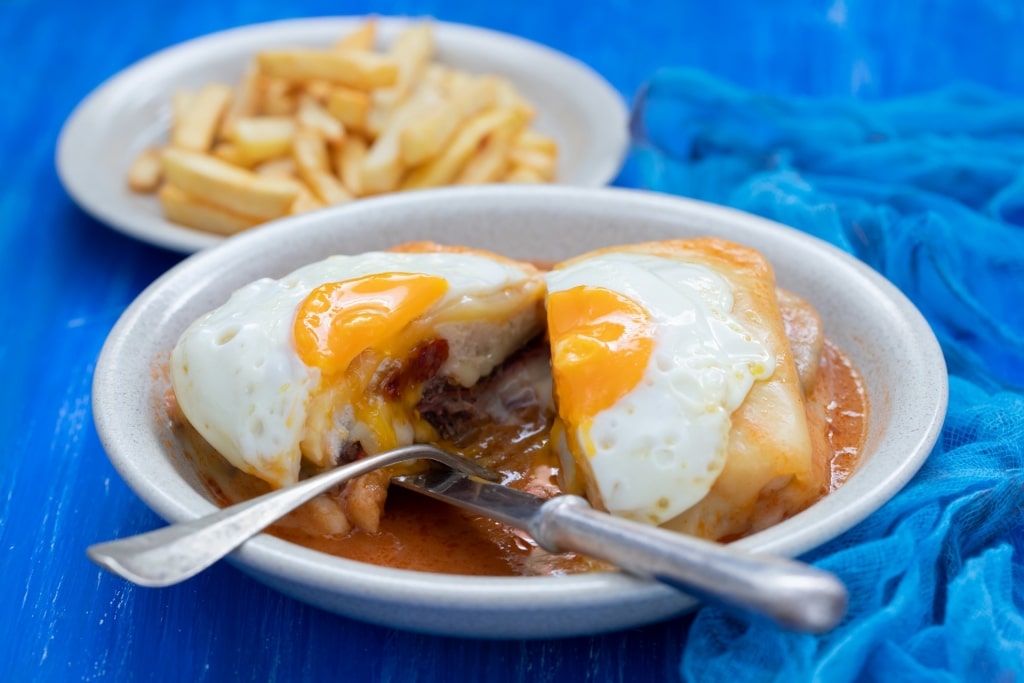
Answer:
[91,185,948,635]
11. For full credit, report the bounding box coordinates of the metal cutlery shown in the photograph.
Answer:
[88,445,847,632]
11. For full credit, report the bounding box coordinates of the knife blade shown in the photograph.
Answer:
[393,467,848,634]
[394,467,547,530]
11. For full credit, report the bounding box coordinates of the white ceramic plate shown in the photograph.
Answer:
[91,186,947,638]
[57,17,629,253]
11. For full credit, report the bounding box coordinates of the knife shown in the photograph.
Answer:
[394,467,848,633]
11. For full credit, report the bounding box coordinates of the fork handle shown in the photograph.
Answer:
[87,445,497,587]
[530,495,847,633]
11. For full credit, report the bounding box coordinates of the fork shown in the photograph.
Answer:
[87,444,496,588]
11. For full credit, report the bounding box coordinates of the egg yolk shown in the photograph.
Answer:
[293,272,449,376]
[546,286,655,430]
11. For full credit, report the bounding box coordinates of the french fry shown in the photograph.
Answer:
[257,49,399,90]
[362,88,440,194]
[171,83,233,152]
[161,147,300,220]
[158,184,261,235]
[326,86,371,132]
[254,157,298,178]
[400,76,499,165]
[306,170,352,205]
[219,67,259,138]
[494,79,536,122]
[211,142,250,167]
[421,63,449,91]
[401,108,526,190]
[290,186,326,214]
[304,79,334,103]
[453,76,502,115]
[297,95,345,143]
[258,76,297,116]
[360,132,402,194]
[127,147,163,192]
[226,116,297,164]
[504,165,545,183]
[372,24,434,110]
[363,105,391,139]
[131,20,558,236]
[398,102,457,166]
[294,128,352,205]
[508,147,557,181]
[444,69,474,96]
[333,20,377,51]
[334,136,368,196]
[514,128,558,156]
[170,90,195,142]
[293,127,330,174]
[455,126,515,185]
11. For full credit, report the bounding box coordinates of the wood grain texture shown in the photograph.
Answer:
[3,0,1022,680]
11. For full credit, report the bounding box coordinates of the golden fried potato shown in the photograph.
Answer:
[254,156,298,179]
[514,128,558,156]
[326,86,372,132]
[504,165,545,183]
[455,126,515,185]
[333,20,377,51]
[258,76,298,116]
[161,147,300,220]
[290,186,326,214]
[158,184,261,235]
[399,76,499,165]
[127,147,163,192]
[362,88,440,193]
[226,116,297,164]
[219,68,259,138]
[372,24,434,110]
[294,128,352,205]
[508,147,557,181]
[297,95,345,143]
[128,20,558,236]
[401,108,526,190]
[171,83,233,152]
[257,49,399,90]
[335,136,368,196]
[211,142,251,167]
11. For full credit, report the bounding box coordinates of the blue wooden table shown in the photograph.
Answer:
[4,1,1021,680]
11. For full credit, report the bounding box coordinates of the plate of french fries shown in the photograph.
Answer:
[57,17,629,253]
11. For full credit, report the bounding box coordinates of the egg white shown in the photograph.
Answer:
[170,250,539,488]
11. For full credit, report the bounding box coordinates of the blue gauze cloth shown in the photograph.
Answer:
[625,68,1024,681]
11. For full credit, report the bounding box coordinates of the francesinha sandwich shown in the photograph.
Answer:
[170,242,546,531]
[545,239,828,541]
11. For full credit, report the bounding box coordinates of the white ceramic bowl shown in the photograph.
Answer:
[56,17,628,253]
[91,186,947,638]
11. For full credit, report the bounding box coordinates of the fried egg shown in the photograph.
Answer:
[545,244,776,525]
[170,243,545,489]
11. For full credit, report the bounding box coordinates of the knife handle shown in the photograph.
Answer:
[531,495,847,633]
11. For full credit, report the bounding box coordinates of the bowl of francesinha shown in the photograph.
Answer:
[92,185,947,637]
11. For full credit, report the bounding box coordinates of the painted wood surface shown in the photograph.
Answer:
[3,0,1021,680]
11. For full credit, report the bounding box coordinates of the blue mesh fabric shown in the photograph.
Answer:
[625,68,1024,680]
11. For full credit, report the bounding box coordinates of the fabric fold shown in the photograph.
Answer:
[626,68,1024,681]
